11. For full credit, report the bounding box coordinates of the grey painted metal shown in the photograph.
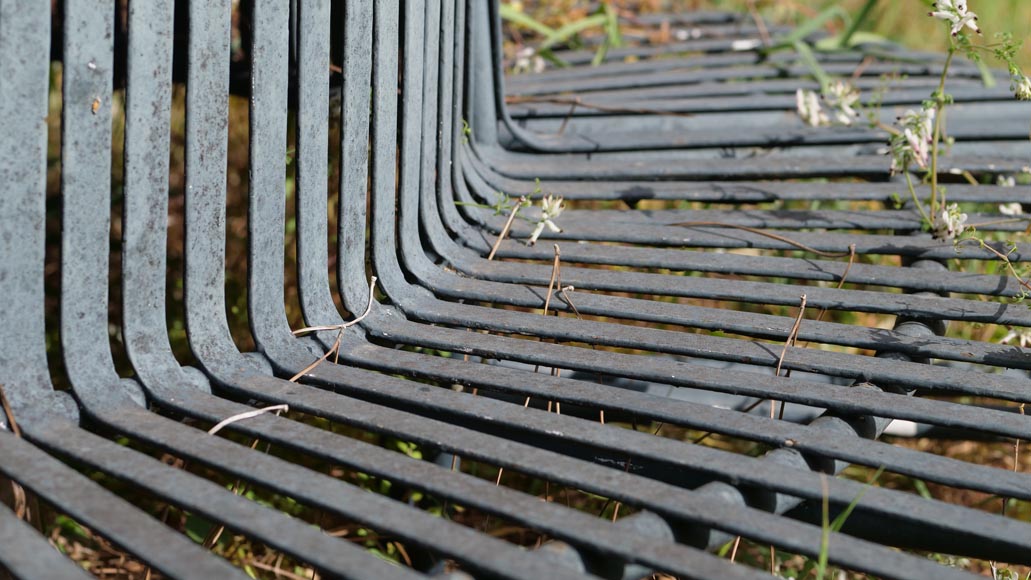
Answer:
[3,0,1031,578]
[0,499,91,579]
[294,0,1023,574]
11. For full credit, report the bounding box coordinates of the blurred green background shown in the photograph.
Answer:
[513,0,1031,68]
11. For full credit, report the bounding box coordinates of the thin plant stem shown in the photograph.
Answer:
[542,245,561,317]
[1005,403,1027,517]
[904,172,931,226]
[775,295,807,421]
[959,238,1031,294]
[487,197,527,260]
[290,277,378,382]
[930,47,956,217]
[697,245,855,444]
[204,405,287,549]
[671,221,852,258]
[529,245,563,406]
[746,0,771,47]
[504,95,696,118]
[729,536,742,562]
[839,0,879,48]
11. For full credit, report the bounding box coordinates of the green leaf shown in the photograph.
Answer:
[498,4,555,39]
[838,0,880,48]
[538,14,609,52]
[815,31,890,51]
[764,5,851,53]
[793,40,832,91]
[816,466,885,580]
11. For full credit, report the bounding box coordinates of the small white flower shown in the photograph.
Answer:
[1000,202,1024,216]
[528,195,564,245]
[929,0,980,36]
[731,39,761,51]
[513,47,545,74]
[1001,327,1031,348]
[997,175,1017,187]
[889,106,936,174]
[1011,74,1031,100]
[674,28,703,41]
[795,89,828,127]
[931,202,968,241]
[823,81,861,126]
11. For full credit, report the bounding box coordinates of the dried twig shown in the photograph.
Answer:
[542,245,562,320]
[745,0,771,47]
[557,285,582,319]
[694,243,856,445]
[1005,402,1026,517]
[527,245,564,408]
[207,405,289,436]
[504,95,696,119]
[246,558,318,580]
[487,197,527,260]
[670,221,854,258]
[557,99,579,136]
[773,294,807,421]
[0,385,22,438]
[204,404,288,548]
[290,277,378,382]
[729,535,742,562]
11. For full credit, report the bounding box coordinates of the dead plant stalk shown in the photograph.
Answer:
[487,197,528,260]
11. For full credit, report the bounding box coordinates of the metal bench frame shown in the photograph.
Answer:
[2,0,1030,578]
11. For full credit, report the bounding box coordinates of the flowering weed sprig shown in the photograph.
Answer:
[792,1,1031,304]
[886,1,1031,245]
[795,80,861,127]
[456,182,566,252]
[929,0,980,36]
[795,89,828,127]
[1001,326,1031,348]
[931,203,968,242]
[528,195,565,245]
[889,106,935,175]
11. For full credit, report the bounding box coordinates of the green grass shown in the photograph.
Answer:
[679,0,1031,68]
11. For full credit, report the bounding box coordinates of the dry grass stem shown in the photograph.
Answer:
[606,458,634,523]
[246,558,318,580]
[528,245,564,407]
[290,277,378,382]
[672,222,854,258]
[505,95,697,119]
[204,404,288,548]
[487,197,527,260]
[0,385,23,438]
[540,245,564,410]
[557,99,578,135]
[729,536,742,562]
[694,292,813,444]
[207,405,289,436]
[557,285,582,319]
[745,0,771,46]
[774,294,807,421]
[1005,403,1026,517]
[542,244,562,317]
[807,243,856,327]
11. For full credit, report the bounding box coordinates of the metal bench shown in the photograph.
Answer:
[1,0,1029,578]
